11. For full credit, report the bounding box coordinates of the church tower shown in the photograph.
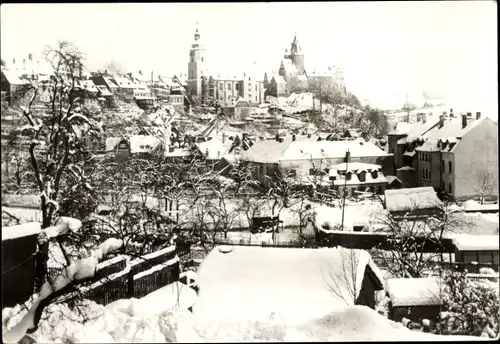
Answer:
[187,23,206,99]
[284,33,305,75]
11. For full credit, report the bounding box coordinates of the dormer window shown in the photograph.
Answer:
[358,170,367,182]
[346,172,352,181]
[371,170,378,179]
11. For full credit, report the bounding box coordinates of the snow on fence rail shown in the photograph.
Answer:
[48,246,181,306]
[132,256,180,299]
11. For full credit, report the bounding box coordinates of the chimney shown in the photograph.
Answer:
[151,71,154,83]
[449,108,454,117]
[242,133,248,141]
[12,57,15,65]
[23,58,26,70]
[476,112,481,120]
[275,134,280,142]
[307,133,311,139]
[466,112,472,118]
[105,69,108,75]
[439,115,444,128]
[222,133,226,143]
[28,53,32,61]
[462,114,467,129]
[422,113,427,124]
[345,150,351,163]
[292,134,296,141]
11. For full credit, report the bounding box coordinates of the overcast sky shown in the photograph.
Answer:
[1,2,497,114]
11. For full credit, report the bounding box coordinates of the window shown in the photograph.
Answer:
[227,83,231,90]
[479,251,493,264]
[219,83,223,90]
[255,96,258,101]
[449,182,452,193]
[235,83,239,90]
[441,160,445,172]
[448,161,452,173]
[462,252,477,264]
[190,56,194,63]
[201,57,204,62]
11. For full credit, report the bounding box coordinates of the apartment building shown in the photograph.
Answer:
[414,112,498,201]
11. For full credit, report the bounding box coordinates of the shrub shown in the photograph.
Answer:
[436,271,500,338]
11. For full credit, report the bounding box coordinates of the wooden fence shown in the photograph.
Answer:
[316,231,456,254]
[51,246,181,306]
[371,255,499,274]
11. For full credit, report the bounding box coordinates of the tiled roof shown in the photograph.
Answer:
[102,76,119,88]
[114,77,137,88]
[242,138,389,163]
[282,140,389,161]
[241,137,293,163]
[384,187,442,212]
[77,79,98,93]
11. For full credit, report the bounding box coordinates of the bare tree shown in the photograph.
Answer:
[473,170,497,205]
[322,248,361,305]
[370,200,474,278]
[10,41,103,289]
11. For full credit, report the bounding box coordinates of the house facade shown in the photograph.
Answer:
[415,113,498,201]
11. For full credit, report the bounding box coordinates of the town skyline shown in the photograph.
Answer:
[1,2,497,113]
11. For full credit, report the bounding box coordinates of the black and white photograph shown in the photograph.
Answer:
[1,1,498,342]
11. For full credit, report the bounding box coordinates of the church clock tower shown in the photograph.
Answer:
[187,23,206,99]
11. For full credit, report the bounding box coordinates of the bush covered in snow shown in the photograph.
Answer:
[436,271,500,338]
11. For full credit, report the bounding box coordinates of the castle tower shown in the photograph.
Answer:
[284,33,305,75]
[187,22,206,99]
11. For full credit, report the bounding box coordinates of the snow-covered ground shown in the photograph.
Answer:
[2,300,478,343]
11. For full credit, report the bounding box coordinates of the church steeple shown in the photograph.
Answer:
[194,22,200,41]
[290,32,302,55]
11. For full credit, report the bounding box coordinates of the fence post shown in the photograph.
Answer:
[127,271,134,298]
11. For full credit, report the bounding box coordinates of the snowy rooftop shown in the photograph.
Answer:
[452,234,500,251]
[386,278,443,307]
[385,187,442,212]
[2,222,41,241]
[329,162,382,172]
[194,246,384,324]
[242,139,389,163]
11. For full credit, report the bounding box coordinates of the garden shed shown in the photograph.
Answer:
[2,222,42,308]
[386,277,443,323]
[452,234,499,272]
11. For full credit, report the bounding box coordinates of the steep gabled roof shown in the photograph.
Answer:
[384,187,442,212]
[416,116,489,152]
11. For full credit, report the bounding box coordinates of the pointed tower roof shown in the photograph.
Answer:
[290,32,302,55]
